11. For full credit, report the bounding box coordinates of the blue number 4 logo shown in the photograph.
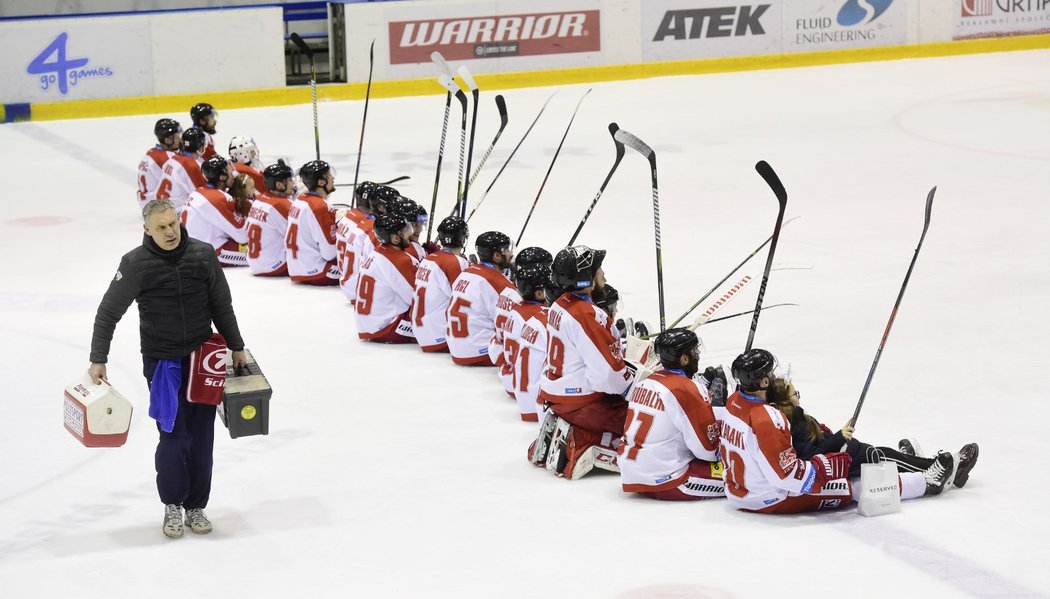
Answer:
[27,33,88,95]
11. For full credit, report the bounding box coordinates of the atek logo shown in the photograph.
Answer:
[653,5,770,41]
[837,0,893,26]
[962,0,995,16]
[27,32,114,95]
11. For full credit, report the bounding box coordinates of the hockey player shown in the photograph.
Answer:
[389,196,428,262]
[765,376,979,485]
[446,231,516,366]
[503,263,552,422]
[156,128,207,214]
[534,246,632,479]
[246,161,294,277]
[190,102,218,159]
[336,185,397,304]
[137,118,182,209]
[355,214,419,343]
[182,156,248,267]
[618,328,725,500]
[287,160,340,285]
[721,349,955,514]
[228,136,265,192]
[493,247,553,399]
[411,216,469,352]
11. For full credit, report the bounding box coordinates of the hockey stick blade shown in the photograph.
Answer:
[495,94,509,128]
[755,160,787,206]
[289,33,314,60]
[745,160,788,351]
[614,129,654,160]
[701,303,798,327]
[457,65,479,91]
[431,51,455,79]
[567,122,625,245]
[438,74,459,95]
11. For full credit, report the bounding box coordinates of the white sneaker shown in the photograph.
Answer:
[163,504,184,539]
[184,508,213,534]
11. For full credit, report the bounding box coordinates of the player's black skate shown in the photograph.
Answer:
[924,451,954,496]
[952,443,979,488]
[898,438,924,457]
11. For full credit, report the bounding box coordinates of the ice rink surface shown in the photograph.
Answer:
[1,48,1048,598]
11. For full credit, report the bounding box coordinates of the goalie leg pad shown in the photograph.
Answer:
[544,417,572,475]
[529,411,559,467]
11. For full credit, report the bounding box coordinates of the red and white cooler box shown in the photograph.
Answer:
[63,373,134,447]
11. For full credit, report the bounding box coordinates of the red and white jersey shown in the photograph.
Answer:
[446,263,515,365]
[618,371,720,493]
[491,287,523,394]
[157,153,206,214]
[336,216,378,304]
[233,162,265,193]
[199,129,217,160]
[287,192,337,282]
[407,241,427,263]
[246,191,292,276]
[538,293,632,408]
[356,244,418,339]
[137,146,172,209]
[411,250,468,351]
[182,186,249,256]
[719,390,823,511]
[503,302,548,420]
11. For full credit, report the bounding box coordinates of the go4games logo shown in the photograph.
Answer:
[26,32,114,95]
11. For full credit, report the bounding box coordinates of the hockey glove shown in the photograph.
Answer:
[423,241,441,255]
[810,452,852,487]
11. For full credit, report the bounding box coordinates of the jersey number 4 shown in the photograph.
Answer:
[285,223,299,259]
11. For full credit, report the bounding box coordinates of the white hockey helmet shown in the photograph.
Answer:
[228,136,259,166]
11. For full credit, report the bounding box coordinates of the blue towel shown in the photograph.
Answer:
[149,359,181,433]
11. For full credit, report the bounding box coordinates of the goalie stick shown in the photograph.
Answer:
[667,216,801,329]
[289,33,320,161]
[567,123,625,245]
[466,91,557,223]
[426,51,455,243]
[850,187,937,429]
[615,128,666,332]
[351,39,376,198]
[458,65,480,218]
[515,89,591,246]
[745,160,788,351]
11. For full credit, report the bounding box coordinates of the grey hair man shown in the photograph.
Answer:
[89,198,248,539]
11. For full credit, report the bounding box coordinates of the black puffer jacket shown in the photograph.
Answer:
[91,227,245,363]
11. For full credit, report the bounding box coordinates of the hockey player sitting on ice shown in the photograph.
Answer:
[228,136,265,192]
[389,196,428,262]
[531,246,632,480]
[288,160,340,285]
[720,349,957,514]
[355,214,419,343]
[765,376,979,486]
[411,216,469,352]
[618,328,725,500]
[502,263,553,422]
[493,247,553,399]
[446,231,516,366]
[156,128,207,215]
[137,118,182,209]
[245,161,294,277]
[182,156,249,267]
[190,102,218,159]
[337,185,399,303]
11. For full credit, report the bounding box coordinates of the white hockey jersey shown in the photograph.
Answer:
[287,192,338,282]
[491,286,523,396]
[446,263,516,365]
[355,244,419,339]
[246,191,291,276]
[156,153,206,214]
[411,250,469,351]
[408,241,427,263]
[618,370,721,493]
[137,147,172,209]
[538,293,632,409]
[182,186,249,259]
[719,390,825,511]
[335,212,373,303]
[503,302,548,421]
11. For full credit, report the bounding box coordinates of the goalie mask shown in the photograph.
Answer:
[552,245,606,291]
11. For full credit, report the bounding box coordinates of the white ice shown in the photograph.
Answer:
[1,48,1048,599]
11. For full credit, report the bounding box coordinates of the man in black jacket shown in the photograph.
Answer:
[90,198,248,539]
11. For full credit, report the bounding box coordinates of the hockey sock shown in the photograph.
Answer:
[899,472,926,500]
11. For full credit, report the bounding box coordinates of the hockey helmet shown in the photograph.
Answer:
[263,160,295,192]
[180,128,206,154]
[551,245,606,291]
[515,263,552,301]
[437,216,469,249]
[374,214,412,245]
[201,156,231,186]
[365,186,400,215]
[515,246,553,268]
[731,349,777,393]
[190,102,216,126]
[154,118,182,145]
[299,160,334,191]
[354,181,378,208]
[475,231,513,264]
[228,136,259,166]
[389,196,424,225]
[654,328,701,376]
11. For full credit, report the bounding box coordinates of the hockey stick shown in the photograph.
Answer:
[467,95,508,188]
[667,216,801,328]
[615,128,666,332]
[515,89,591,247]
[849,187,936,428]
[446,77,469,217]
[458,65,480,218]
[698,303,798,327]
[335,175,410,188]
[567,123,625,245]
[467,91,556,223]
[641,272,756,340]
[745,160,788,351]
[289,33,320,161]
[351,39,376,203]
[426,52,455,243]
